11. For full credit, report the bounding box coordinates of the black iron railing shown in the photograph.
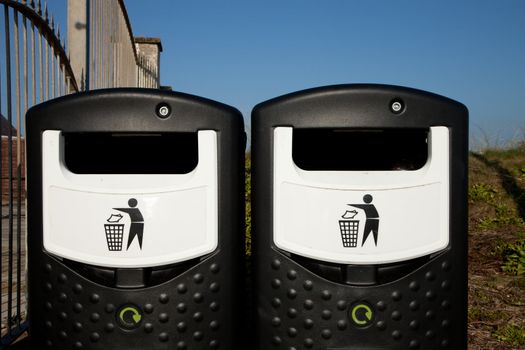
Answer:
[0,1,161,346]
[0,0,78,346]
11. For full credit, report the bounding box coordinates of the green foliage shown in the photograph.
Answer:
[469,183,497,203]
[479,203,525,230]
[468,306,505,323]
[500,240,525,276]
[492,324,525,346]
[467,306,482,322]
[510,166,525,178]
[519,167,525,179]
[483,146,525,160]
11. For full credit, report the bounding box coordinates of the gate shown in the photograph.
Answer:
[0,0,161,346]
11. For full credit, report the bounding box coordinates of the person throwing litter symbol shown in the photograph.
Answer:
[114,198,144,250]
[349,194,379,246]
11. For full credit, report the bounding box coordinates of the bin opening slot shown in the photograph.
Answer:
[292,128,429,171]
[290,253,432,286]
[62,257,202,289]
[63,132,198,174]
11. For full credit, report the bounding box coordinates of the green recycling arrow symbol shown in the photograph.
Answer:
[351,303,373,325]
[119,306,142,324]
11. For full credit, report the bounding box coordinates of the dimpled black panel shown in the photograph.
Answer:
[34,255,227,350]
[258,251,458,349]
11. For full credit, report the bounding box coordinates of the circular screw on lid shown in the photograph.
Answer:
[390,99,405,114]
[156,103,171,118]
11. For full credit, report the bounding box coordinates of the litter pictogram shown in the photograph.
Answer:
[104,214,125,251]
[339,209,359,247]
[339,194,380,248]
[103,198,144,252]
[113,198,144,250]
[349,194,380,246]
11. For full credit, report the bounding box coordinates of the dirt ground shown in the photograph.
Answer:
[468,145,525,349]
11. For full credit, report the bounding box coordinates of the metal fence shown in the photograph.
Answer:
[1,0,78,345]
[0,0,160,346]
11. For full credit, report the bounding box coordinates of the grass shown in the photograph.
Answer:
[469,183,498,203]
[468,142,525,349]
[493,324,525,347]
[468,305,506,323]
[500,240,525,276]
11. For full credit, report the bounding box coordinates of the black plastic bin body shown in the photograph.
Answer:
[251,84,468,349]
[25,89,245,349]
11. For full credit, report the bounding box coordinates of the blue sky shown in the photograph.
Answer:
[124,0,525,148]
[2,1,525,148]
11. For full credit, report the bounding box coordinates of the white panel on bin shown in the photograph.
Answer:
[42,130,218,268]
[273,126,450,265]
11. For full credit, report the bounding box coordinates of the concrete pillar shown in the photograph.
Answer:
[134,37,162,88]
[67,0,87,90]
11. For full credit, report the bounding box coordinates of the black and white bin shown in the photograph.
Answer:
[251,84,468,349]
[26,89,245,349]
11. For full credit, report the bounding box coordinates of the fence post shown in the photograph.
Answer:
[67,0,87,90]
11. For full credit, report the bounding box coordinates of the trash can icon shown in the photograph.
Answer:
[104,223,124,251]
[339,220,359,247]
[104,213,125,251]
[339,208,360,247]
